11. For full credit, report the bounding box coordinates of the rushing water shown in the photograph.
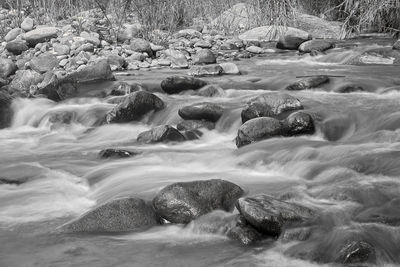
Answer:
[1,38,400,266]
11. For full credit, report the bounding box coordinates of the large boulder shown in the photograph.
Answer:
[276,28,312,50]
[285,75,329,90]
[105,91,164,123]
[161,76,207,94]
[211,3,256,32]
[239,26,309,43]
[0,58,17,78]
[236,117,283,147]
[137,125,185,144]
[5,40,29,55]
[0,91,13,129]
[298,39,334,53]
[193,49,216,65]
[178,102,224,122]
[29,53,59,73]
[153,179,244,224]
[64,59,114,83]
[236,195,314,237]
[295,13,342,39]
[241,93,303,123]
[61,197,160,233]
[24,27,58,46]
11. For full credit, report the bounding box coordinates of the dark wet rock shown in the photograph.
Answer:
[153,179,244,224]
[193,49,216,65]
[188,65,223,77]
[285,75,330,90]
[0,91,13,129]
[9,69,43,94]
[283,111,315,136]
[334,84,365,93]
[176,120,216,131]
[227,215,266,246]
[335,241,376,265]
[137,125,185,144]
[236,194,314,237]
[99,149,140,159]
[105,91,164,123]
[321,115,352,141]
[61,197,161,233]
[161,76,207,94]
[298,39,334,53]
[64,59,114,83]
[196,84,225,97]
[0,177,24,185]
[241,93,303,123]
[25,27,58,46]
[36,72,78,101]
[236,117,283,147]
[179,103,224,122]
[29,53,59,74]
[0,58,17,78]
[130,38,152,54]
[276,28,311,50]
[5,40,29,55]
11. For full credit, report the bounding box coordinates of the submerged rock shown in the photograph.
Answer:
[153,179,244,224]
[196,84,225,97]
[334,84,365,93]
[335,240,376,264]
[61,197,160,233]
[236,194,314,237]
[0,91,13,129]
[241,93,303,123]
[105,91,164,123]
[176,120,216,131]
[99,149,140,159]
[298,39,334,53]
[161,76,207,94]
[285,75,330,91]
[137,125,185,143]
[178,103,224,122]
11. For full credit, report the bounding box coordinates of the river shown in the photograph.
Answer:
[1,37,400,266]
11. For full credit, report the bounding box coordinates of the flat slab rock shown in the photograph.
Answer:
[153,179,244,224]
[60,197,161,233]
[236,194,315,237]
